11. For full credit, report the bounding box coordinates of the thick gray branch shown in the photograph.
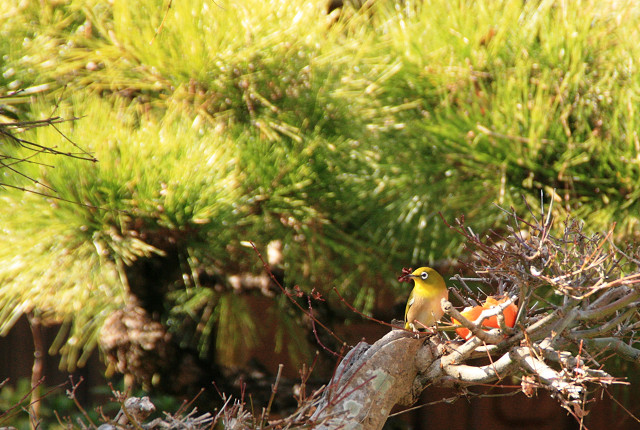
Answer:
[308,319,622,430]
[441,352,516,385]
[580,337,640,363]
[310,330,430,429]
[578,288,640,321]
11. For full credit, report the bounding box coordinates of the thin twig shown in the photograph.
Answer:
[149,0,173,45]
[249,242,345,351]
[66,376,96,428]
[261,364,283,426]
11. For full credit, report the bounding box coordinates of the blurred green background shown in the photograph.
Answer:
[1,0,640,427]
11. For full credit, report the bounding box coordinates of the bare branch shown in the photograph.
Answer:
[441,351,516,385]
[442,300,504,344]
[580,338,640,363]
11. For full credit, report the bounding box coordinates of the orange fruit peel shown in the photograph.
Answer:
[453,296,517,340]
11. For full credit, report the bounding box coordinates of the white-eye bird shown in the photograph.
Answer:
[402,267,449,331]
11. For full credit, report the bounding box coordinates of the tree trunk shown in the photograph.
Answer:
[311,329,435,429]
[27,312,44,430]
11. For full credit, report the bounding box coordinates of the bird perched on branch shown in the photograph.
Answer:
[400,267,449,331]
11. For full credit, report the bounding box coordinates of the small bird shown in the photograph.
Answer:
[402,267,449,331]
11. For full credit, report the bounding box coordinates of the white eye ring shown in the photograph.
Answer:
[420,271,429,280]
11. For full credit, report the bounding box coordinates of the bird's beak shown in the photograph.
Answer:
[397,269,416,283]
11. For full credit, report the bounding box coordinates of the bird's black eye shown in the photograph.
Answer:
[420,271,429,280]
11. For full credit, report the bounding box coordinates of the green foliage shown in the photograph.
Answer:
[1,0,640,375]
[363,0,640,239]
